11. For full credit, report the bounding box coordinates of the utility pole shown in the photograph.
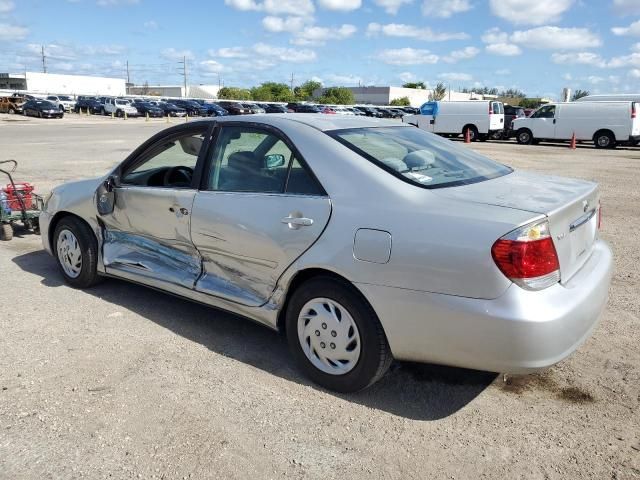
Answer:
[178,56,188,97]
[126,60,130,84]
[290,72,294,92]
[41,45,47,74]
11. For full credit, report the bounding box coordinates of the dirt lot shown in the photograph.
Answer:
[0,113,639,479]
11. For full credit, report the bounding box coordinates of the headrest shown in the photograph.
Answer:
[403,150,436,170]
[380,157,407,172]
[228,151,263,171]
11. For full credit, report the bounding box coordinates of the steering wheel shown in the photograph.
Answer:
[163,165,193,187]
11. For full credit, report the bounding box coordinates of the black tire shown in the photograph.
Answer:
[594,130,616,149]
[516,128,534,145]
[463,125,478,142]
[8,108,15,114]
[285,276,393,392]
[0,223,13,241]
[53,216,101,288]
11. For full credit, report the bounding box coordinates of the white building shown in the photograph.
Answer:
[127,84,221,99]
[313,86,473,107]
[0,72,126,96]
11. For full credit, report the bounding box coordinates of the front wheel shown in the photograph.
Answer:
[0,223,13,241]
[53,216,101,288]
[594,131,616,149]
[286,277,392,392]
[463,126,478,142]
[516,129,534,145]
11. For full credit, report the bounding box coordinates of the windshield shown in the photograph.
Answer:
[328,126,512,189]
[59,95,72,101]
[115,100,129,106]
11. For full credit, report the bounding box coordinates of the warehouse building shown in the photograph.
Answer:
[126,84,221,99]
[0,72,126,96]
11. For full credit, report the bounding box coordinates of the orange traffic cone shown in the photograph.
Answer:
[464,128,471,143]
[570,132,577,150]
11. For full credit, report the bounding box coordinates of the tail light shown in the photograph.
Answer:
[491,220,560,290]
[632,103,637,119]
[489,103,494,115]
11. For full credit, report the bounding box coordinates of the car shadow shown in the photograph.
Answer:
[13,249,497,421]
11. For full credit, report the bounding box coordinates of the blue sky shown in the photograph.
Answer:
[1,0,640,98]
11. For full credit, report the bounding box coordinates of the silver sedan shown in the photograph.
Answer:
[40,115,613,392]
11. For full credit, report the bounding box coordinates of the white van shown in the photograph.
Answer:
[512,101,640,149]
[402,100,505,141]
[575,94,640,103]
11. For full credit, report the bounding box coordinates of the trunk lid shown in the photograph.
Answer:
[433,170,599,283]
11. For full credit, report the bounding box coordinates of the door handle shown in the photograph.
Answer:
[553,119,556,124]
[282,216,313,229]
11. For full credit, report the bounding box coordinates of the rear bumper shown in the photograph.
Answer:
[628,135,640,143]
[357,239,613,373]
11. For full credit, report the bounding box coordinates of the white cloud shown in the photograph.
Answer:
[551,52,606,67]
[224,0,315,16]
[52,62,74,72]
[0,23,28,40]
[376,47,439,65]
[374,0,413,14]
[252,42,316,62]
[608,52,640,68]
[481,27,508,44]
[161,48,194,61]
[208,47,249,58]
[291,24,357,46]
[485,43,521,56]
[262,15,309,32]
[398,71,417,83]
[317,0,361,11]
[511,26,601,50]
[422,0,472,18]
[0,0,14,13]
[562,73,572,81]
[438,72,472,82]
[612,20,640,36]
[96,0,140,6]
[324,73,362,85]
[143,20,158,30]
[629,69,640,78]
[199,60,227,74]
[496,68,510,75]
[613,0,640,15]
[587,75,604,85]
[366,22,469,41]
[489,0,573,25]
[444,46,480,63]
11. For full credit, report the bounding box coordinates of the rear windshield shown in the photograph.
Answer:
[328,126,512,189]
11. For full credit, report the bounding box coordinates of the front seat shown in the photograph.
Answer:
[220,150,281,192]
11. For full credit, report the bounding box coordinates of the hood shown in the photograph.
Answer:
[431,170,597,215]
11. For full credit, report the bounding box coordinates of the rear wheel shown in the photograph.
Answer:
[463,125,478,142]
[516,128,534,145]
[286,277,392,392]
[594,130,616,149]
[0,223,13,241]
[53,216,101,288]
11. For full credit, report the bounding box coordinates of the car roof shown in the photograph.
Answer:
[211,113,408,131]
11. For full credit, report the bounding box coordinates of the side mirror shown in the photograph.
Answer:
[96,175,117,215]
[265,153,286,169]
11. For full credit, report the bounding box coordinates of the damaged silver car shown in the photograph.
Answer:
[41,115,613,392]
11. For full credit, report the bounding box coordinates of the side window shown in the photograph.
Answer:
[121,128,207,188]
[286,157,325,195]
[533,106,555,119]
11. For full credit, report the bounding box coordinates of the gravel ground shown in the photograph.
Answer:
[0,113,638,479]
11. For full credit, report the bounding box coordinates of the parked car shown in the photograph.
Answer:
[289,104,322,113]
[375,107,397,119]
[74,98,104,114]
[388,108,407,118]
[168,99,207,116]
[22,99,64,118]
[131,101,164,118]
[512,101,640,149]
[40,115,612,392]
[46,95,76,112]
[242,103,266,114]
[262,103,288,114]
[216,101,251,115]
[403,100,505,141]
[149,101,187,117]
[348,107,366,116]
[357,106,384,118]
[103,98,139,117]
[331,106,354,116]
[201,103,228,117]
[0,96,25,114]
[319,106,336,114]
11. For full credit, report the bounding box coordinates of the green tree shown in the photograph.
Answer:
[217,87,252,100]
[500,88,526,98]
[520,98,544,109]
[402,82,426,89]
[317,87,355,105]
[251,82,294,102]
[572,89,590,101]
[429,82,447,101]
[390,96,411,106]
[294,80,322,101]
